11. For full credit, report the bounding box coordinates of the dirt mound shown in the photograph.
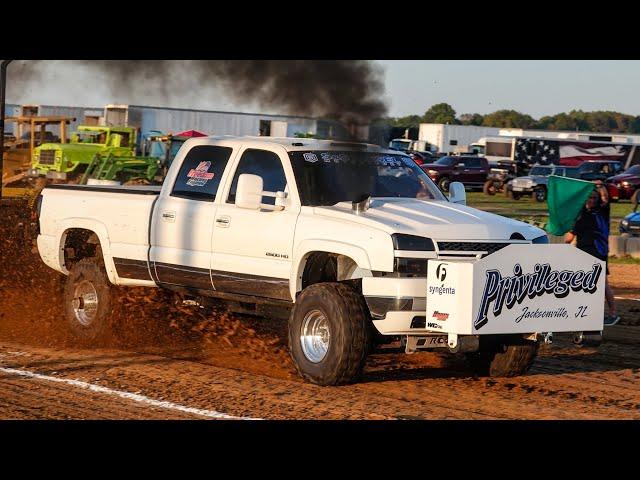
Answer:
[0,201,296,380]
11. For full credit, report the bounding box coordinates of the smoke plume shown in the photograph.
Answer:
[8,60,388,123]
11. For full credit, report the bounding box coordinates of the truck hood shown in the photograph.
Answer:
[37,143,104,154]
[609,172,639,184]
[513,175,549,183]
[314,198,544,241]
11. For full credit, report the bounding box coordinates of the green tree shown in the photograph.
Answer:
[481,110,536,129]
[458,113,484,126]
[423,103,457,124]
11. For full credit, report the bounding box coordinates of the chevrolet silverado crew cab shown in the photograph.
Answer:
[36,136,606,385]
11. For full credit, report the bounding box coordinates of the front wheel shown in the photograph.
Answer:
[63,258,113,343]
[288,282,371,386]
[534,186,547,202]
[466,337,539,377]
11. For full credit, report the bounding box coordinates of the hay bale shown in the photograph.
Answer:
[626,237,640,259]
[608,235,628,257]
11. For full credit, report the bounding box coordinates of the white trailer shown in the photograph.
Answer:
[419,124,500,154]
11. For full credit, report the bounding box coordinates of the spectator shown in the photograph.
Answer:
[564,180,619,326]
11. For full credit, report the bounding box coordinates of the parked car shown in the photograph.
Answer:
[606,164,640,204]
[407,150,434,166]
[421,155,489,192]
[507,160,623,202]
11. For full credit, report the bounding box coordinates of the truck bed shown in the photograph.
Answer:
[45,184,162,195]
[38,184,160,285]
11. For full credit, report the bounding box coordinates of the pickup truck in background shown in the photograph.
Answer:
[36,136,606,385]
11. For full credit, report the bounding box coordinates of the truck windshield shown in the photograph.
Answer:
[530,166,552,176]
[389,140,411,151]
[289,151,446,206]
[74,131,106,144]
[434,156,455,166]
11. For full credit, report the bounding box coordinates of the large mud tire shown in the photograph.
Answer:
[483,180,497,196]
[466,337,539,377]
[63,258,113,344]
[288,282,371,386]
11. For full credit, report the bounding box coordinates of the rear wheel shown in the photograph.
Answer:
[438,177,451,193]
[466,337,539,377]
[483,180,497,196]
[63,258,113,343]
[288,282,371,386]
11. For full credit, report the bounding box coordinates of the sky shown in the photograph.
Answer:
[7,60,640,119]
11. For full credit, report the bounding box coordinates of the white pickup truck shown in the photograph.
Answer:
[36,136,606,385]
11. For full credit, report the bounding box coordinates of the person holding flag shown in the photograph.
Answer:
[547,177,619,326]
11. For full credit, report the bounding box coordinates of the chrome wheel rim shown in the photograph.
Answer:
[300,309,330,363]
[72,280,98,326]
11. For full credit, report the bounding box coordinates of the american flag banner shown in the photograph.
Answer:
[514,138,630,166]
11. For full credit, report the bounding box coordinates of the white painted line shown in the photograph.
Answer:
[0,366,261,420]
[614,296,640,302]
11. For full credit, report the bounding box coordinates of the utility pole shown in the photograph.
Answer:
[0,60,13,200]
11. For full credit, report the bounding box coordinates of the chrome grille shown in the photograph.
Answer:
[436,242,512,258]
[38,150,57,165]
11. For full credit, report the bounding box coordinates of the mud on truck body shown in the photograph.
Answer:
[35,136,606,385]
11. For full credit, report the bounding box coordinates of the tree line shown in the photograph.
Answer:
[383,103,640,134]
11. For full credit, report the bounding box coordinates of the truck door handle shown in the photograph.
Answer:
[216,215,231,228]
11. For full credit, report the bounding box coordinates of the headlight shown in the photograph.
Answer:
[392,234,435,251]
[427,169,438,176]
[621,219,629,227]
[532,234,549,244]
[622,181,630,186]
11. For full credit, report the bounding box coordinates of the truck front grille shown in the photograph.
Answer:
[38,150,57,165]
[436,242,512,258]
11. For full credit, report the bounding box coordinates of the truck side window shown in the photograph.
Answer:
[227,149,287,205]
[171,145,233,202]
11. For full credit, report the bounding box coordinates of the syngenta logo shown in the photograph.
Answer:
[474,263,602,330]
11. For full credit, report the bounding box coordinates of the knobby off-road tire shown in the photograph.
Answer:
[483,180,496,196]
[466,337,539,377]
[63,258,113,344]
[288,282,371,386]
[534,186,547,202]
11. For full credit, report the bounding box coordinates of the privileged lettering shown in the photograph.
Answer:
[474,263,602,330]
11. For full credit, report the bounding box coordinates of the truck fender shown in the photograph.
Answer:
[56,218,117,283]
[290,240,372,300]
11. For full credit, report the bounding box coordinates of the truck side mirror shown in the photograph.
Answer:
[449,182,466,205]
[235,174,263,210]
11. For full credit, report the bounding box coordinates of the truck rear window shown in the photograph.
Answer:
[171,145,233,201]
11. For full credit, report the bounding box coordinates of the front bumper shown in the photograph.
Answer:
[362,277,427,335]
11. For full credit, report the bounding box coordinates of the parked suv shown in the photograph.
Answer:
[507,164,571,202]
[507,160,623,202]
[421,155,489,192]
[606,164,640,204]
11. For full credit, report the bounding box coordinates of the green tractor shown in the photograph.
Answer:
[31,125,138,181]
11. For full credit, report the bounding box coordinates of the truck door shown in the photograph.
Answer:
[210,147,299,301]
[150,144,234,289]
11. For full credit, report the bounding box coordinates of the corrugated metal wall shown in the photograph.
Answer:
[129,105,318,138]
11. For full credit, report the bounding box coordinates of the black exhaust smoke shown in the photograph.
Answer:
[8,60,388,126]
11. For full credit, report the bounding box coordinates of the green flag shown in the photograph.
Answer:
[546,175,595,236]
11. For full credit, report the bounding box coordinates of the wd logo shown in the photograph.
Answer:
[427,322,442,329]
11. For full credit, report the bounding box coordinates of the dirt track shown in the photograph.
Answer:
[1,201,640,419]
